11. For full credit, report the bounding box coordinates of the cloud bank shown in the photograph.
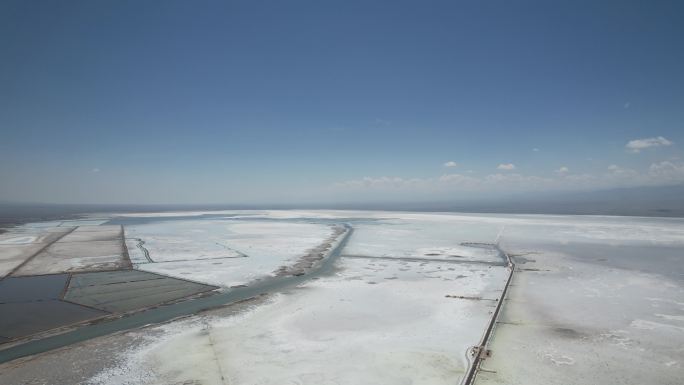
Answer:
[334,161,684,197]
[626,136,673,153]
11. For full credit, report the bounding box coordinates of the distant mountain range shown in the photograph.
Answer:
[403,184,684,217]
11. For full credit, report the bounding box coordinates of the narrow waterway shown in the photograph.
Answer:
[0,224,353,363]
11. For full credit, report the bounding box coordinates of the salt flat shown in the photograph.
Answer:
[88,256,508,385]
[0,210,682,385]
[0,226,75,277]
[103,211,684,385]
[474,219,684,385]
[14,239,126,276]
[125,219,337,287]
[344,220,504,263]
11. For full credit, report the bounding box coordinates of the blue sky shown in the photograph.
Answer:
[1,0,683,204]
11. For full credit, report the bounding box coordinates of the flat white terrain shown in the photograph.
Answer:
[0,210,681,385]
[89,253,507,385]
[474,215,684,385]
[13,225,127,276]
[124,219,337,287]
[0,226,76,277]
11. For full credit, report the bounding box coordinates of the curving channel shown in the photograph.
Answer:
[0,224,354,363]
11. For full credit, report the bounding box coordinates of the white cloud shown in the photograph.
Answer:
[333,161,684,196]
[91,168,100,173]
[439,173,478,186]
[532,148,540,152]
[624,102,630,109]
[626,136,673,153]
[443,161,458,168]
[334,176,427,190]
[606,164,639,178]
[497,163,516,171]
[648,161,684,182]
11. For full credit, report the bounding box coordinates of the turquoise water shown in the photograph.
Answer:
[0,224,353,363]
